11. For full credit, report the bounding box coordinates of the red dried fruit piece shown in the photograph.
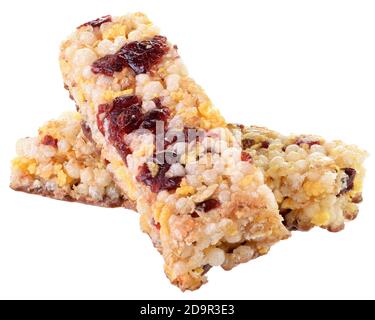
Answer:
[196,199,221,212]
[242,138,255,149]
[78,15,112,29]
[241,151,252,162]
[141,108,170,134]
[117,35,169,74]
[91,54,127,76]
[41,135,58,148]
[338,168,357,196]
[96,96,143,164]
[136,160,182,193]
[113,141,133,165]
[296,138,321,148]
[261,141,270,149]
[190,212,200,218]
[279,208,292,216]
[151,218,161,230]
[108,95,143,135]
[110,104,143,135]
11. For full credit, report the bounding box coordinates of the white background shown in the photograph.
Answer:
[0,0,374,299]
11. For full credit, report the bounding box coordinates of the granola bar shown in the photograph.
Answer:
[236,125,367,232]
[59,13,290,290]
[10,112,132,209]
[12,115,366,233]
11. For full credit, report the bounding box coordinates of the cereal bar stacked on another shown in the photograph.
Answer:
[235,125,367,232]
[11,112,132,209]
[59,13,290,290]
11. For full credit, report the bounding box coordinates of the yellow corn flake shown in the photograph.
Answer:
[178,106,198,118]
[147,162,159,178]
[89,101,95,111]
[197,102,226,129]
[311,211,330,226]
[27,163,37,175]
[103,88,134,102]
[281,198,297,210]
[176,185,195,196]
[200,118,212,130]
[303,180,326,197]
[171,89,184,102]
[257,247,270,255]
[239,175,253,188]
[38,121,62,140]
[57,170,68,187]
[37,167,53,180]
[159,205,173,235]
[153,201,164,222]
[72,112,82,121]
[115,167,137,201]
[353,176,362,193]
[197,102,211,118]
[12,158,37,175]
[76,88,86,104]
[193,267,204,275]
[140,213,151,234]
[53,164,63,174]
[102,23,127,40]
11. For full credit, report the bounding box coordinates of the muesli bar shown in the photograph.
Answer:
[10,112,132,209]
[60,13,290,290]
[12,115,366,233]
[235,125,367,232]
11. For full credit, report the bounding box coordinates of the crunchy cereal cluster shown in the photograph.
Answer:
[11,112,130,208]
[235,125,367,232]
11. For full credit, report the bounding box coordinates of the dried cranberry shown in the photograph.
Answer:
[96,95,143,164]
[41,135,58,148]
[151,218,161,230]
[110,104,143,136]
[113,141,133,164]
[117,35,169,74]
[261,141,270,149]
[241,151,252,162]
[141,108,170,133]
[78,15,112,28]
[152,97,163,109]
[196,199,221,212]
[108,95,143,136]
[136,161,182,193]
[279,208,292,216]
[338,168,357,196]
[242,138,255,149]
[91,54,126,76]
[296,138,321,148]
[190,212,200,218]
